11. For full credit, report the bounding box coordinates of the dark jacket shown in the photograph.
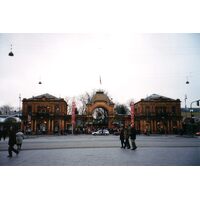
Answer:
[130,127,137,140]
[119,129,124,140]
[8,131,16,146]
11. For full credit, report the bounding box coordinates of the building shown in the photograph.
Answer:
[134,94,182,134]
[21,92,183,135]
[22,93,68,134]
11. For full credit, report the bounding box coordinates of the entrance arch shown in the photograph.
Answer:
[86,91,115,129]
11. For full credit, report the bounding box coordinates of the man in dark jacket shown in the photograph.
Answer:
[7,126,19,157]
[130,124,137,150]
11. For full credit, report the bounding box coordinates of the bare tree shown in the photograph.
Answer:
[65,97,72,115]
[0,105,14,115]
[77,91,94,115]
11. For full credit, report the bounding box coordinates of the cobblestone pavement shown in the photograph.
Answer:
[0,135,199,166]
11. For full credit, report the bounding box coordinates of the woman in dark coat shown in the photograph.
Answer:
[119,127,125,148]
[7,126,19,157]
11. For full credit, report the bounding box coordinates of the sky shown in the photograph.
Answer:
[0,33,200,109]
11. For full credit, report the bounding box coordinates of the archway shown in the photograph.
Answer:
[86,91,115,131]
[92,107,109,128]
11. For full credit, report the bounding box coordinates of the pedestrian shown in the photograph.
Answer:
[130,124,137,150]
[119,127,125,148]
[0,126,3,141]
[16,130,24,151]
[124,125,130,149]
[7,126,19,158]
[3,126,7,140]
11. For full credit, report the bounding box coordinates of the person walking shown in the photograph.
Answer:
[130,124,137,150]
[119,127,125,148]
[16,130,24,151]
[7,126,19,158]
[3,127,7,141]
[0,126,3,141]
[124,125,130,149]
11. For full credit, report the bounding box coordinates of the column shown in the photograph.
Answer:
[151,120,153,134]
[48,120,51,134]
[154,120,157,133]
[51,120,54,133]
[34,120,37,134]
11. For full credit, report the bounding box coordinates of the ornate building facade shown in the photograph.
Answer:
[22,93,68,134]
[134,94,182,134]
[21,92,182,135]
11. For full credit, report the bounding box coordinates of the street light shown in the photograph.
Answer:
[186,76,189,84]
[8,44,14,56]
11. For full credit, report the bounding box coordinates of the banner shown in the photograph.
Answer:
[130,102,134,127]
[71,100,76,127]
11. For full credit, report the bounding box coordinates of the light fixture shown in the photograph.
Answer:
[8,44,14,56]
[186,76,189,84]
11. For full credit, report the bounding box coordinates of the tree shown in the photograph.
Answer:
[77,91,95,115]
[114,103,129,115]
[0,105,14,115]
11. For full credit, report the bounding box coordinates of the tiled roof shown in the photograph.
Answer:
[143,94,176,101]
[28,93,59,100]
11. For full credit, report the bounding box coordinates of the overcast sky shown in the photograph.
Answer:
[0,33,200,108]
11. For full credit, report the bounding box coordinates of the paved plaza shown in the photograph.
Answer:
[0,134,199,166]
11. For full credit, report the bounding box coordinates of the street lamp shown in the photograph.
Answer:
[186,76,189,84]
[8,44,14,56]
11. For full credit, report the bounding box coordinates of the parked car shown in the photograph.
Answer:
[92,129,110,135]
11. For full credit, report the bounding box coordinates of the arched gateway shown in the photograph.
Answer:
[86,91,115,129]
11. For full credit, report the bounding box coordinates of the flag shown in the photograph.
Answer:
[99,76,102,85]
[130,102,134,127]
[71,100,76,126]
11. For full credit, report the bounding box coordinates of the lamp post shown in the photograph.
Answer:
[184,76,190,118]
[19,93,21,118]
[184,94,187,118]
[8,44,14,56]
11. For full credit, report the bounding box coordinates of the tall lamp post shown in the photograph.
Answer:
[185,77,190,118]
[19,94,21,118]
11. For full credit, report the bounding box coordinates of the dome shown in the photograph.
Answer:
[91,91,113,104]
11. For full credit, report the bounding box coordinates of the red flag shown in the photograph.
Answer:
[71,100,76,126]
[130,102,134,127]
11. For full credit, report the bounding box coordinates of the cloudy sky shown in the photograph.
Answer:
[0,33,200,108]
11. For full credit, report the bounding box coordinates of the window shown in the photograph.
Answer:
[172,106,176,113]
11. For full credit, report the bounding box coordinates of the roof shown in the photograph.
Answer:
[142,94,178,101]
[25,93,60,100]
[90,91,114,104]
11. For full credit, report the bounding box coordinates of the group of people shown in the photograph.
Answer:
[119,124,137,150]
[7,126,24,158]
